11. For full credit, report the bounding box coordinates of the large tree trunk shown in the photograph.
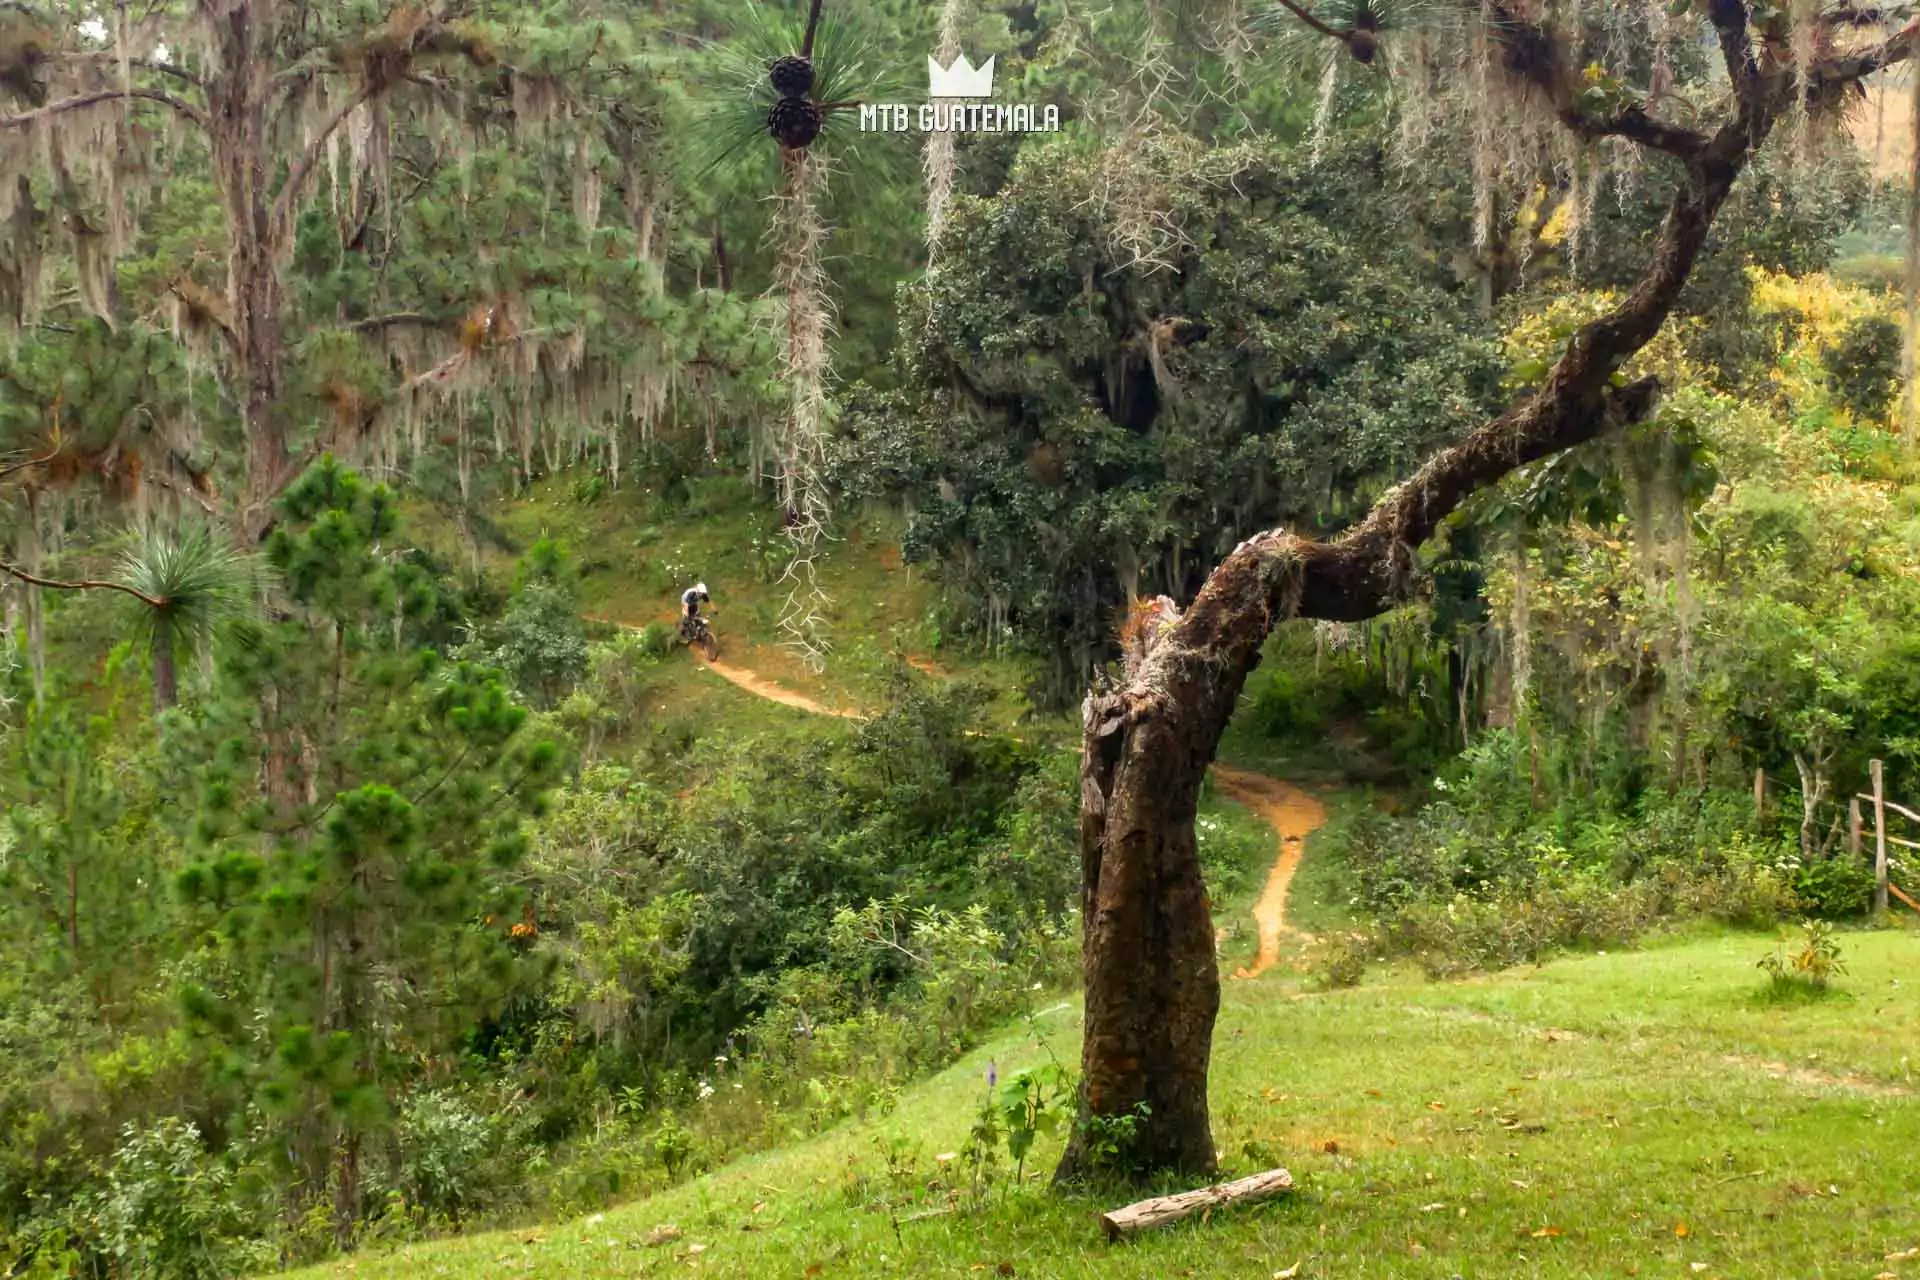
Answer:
[1056,559,1293,1180]
[1055,8,1802,1181]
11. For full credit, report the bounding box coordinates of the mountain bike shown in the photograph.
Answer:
[678,611,720,662]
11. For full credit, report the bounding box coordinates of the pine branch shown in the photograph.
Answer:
[72,52,207,89]
[802,0,826,59]
[0,561,165,607]
[1810,16,1920,87]
[1266,0,1351,45]
[0,88,208,132]
[345,312,435,334]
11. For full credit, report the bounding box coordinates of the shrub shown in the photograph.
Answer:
[1822,314,1901,423]
[1308,930,1375,990]
[390,1090,501,1225]
[1793,856,1875,918]
[1378,874,1666,979]
[1758,920,1847,999]
[1673,860,1801,930]
[81,1118,269,1280]
[492,581,590,708]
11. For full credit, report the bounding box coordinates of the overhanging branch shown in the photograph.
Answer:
[72,52,207,90]
[0,561,163,607]
[1810,16,1920,88]
[346,312,435,334]
[0,87,209,132]
[1490,5,1709,159]
[0,443,58,482]
[1268,0,1349,44]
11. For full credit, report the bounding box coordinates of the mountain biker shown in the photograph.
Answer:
[681,582,711,629]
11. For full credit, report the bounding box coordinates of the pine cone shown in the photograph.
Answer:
[767,96,823,150]
[768,55,815,98]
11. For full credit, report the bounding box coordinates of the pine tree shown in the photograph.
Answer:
[174,458,564,1245]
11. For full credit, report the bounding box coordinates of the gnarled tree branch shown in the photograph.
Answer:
[269,81,379,252]
[0,561,163,607]
[1268,0,1349,44]
[0,87,209,132]
[1488,4,1709,158]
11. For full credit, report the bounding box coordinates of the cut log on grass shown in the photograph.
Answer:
[1099,1167,1294,1240]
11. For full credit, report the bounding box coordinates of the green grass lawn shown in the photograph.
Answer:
[283,927,1920,1280]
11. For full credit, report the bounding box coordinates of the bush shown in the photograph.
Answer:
[1307,930,1375,989]
[80,1118,269,1280]
[1379,874,1665,979]
[492,581,590,708]
[390,1090,505,1225]
[1757,920,1847,999]
[1822,313,1901,423]
[1793,856,1876,918]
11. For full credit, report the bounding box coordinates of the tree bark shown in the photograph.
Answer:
[151,626,178,712]
[1055,6,1828,1183]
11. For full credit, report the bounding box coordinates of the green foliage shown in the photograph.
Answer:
[164,461,565,1244]
[78,1118,269,1280]
[1757,920,1847,999]
[955,1056,1075,1201]
[1822,314,1902,424]
[1076,1102,1153,1177]
[389,1090,509,1225]
[842,131,1502,697]
[1792,856,1876,919]
[491,580,589,709]
[1308,930,1375,990]
[115,522,264,711]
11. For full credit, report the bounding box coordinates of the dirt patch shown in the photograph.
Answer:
[1719,1054,1911,1098]
[1213,766,1329,979]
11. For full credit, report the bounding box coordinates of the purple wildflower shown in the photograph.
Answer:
[987,1060,998,1088]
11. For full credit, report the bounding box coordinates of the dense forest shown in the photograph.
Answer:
[4,0,1920,1275]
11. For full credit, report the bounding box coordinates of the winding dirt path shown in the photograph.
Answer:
[585,613,866,719]
[694,652,863,719]
[1212,766,1328,979]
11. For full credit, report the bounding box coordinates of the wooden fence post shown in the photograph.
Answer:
[1872,758,1890,916]
[1851,796,1863,860]
[1754,768,1766,826]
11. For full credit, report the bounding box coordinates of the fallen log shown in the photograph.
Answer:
[1099,1167,1294,1241]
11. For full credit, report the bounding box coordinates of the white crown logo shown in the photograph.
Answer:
[928,52,995,98]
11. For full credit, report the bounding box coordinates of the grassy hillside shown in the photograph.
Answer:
[409,475,1044,729]
[283,927,1920,1280]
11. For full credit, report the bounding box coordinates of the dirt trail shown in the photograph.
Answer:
[1212,766,1328,979]
[585,614,866,719]
[694,652,863,719]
